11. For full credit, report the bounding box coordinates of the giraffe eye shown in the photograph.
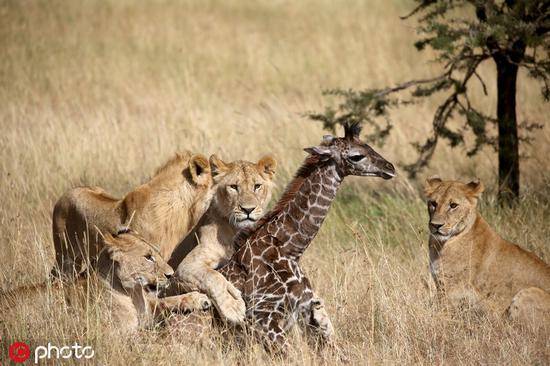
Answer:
[349,154,365,162]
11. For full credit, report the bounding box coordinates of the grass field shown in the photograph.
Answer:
[1,0,549,364]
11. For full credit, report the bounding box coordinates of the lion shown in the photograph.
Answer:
[424,177,550,329]
[1,229,211,333]
[52,151,214,279]
[167,154,277,324]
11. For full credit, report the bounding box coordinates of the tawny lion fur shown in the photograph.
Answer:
[2,230,210,333]
[168,154,277,324]
[425,177,550,330]
[52,151,214,278]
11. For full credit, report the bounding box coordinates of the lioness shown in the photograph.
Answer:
[167,155,277,324]
[52,151,213,279]
[1,229,211,333]
[424,177,550,328]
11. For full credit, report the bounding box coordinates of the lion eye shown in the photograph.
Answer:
[450,202,458,209]
[144,254,155,263]
[349,154,365,162]
[116,227,131,235]
[428,200,437,210]
[254,184,262,191]
[229,184,239,192]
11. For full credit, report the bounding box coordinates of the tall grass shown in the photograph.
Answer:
[1,1,548,364]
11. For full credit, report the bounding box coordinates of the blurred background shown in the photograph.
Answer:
[2,0,548,191]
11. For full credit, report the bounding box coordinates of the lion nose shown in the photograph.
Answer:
[240,205,256,215]
[430,223,443,231]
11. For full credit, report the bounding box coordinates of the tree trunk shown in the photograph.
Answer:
[494,55,521,204]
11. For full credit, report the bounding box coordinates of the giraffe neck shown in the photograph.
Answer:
[279,161,342,259]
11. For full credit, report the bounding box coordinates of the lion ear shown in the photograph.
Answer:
[189,154,210,185]
[209,154,229,179]
[424,175,442,196]
[465,178,484,198]
[101,233,123,261]
[257,155,277,180]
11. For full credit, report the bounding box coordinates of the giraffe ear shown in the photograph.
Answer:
[322,135,335,144]
[304,146,332,159]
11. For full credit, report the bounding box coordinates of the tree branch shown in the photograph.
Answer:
[473,69,488,95]
[404,58,485,176]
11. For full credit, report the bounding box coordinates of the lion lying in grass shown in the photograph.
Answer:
[52,151,213,279]
[424,177,550,329]
[2,229,210,333]
[167,155,277,324]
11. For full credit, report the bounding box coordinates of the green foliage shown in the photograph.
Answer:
[308,0,549,177]
[308,88,400,146]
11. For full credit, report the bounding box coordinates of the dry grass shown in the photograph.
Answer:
[0,0,549,364]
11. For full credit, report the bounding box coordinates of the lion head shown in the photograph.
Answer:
[208,155,277,230]
[424,176,484,242]
[101,229,174,292]
[150,152,214,232]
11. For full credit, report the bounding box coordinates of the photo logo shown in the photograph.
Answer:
[5,341,94,364]
[9,342,31,363]
[34,342,94,363]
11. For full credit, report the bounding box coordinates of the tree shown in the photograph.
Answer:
[309,0,549,203]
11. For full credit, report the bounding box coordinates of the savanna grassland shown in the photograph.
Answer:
[1,0,549,364]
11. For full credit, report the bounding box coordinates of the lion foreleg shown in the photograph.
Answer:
[175,237,245,324]
[147,292,211,318]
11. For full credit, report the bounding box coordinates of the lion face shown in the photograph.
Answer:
[103,230,174,292]
[209,155,277,230]
[424,177,484,242]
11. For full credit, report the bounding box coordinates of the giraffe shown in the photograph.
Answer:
[216,123,396,352]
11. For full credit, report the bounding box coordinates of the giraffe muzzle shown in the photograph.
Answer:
[376,161,396,180]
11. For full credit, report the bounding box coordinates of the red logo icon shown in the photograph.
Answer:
[9,342,30,363]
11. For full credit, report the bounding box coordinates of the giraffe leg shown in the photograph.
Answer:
[301,295,351,362]
[297,278,334,346]
[251,309,290,356]
[303,296,334,345]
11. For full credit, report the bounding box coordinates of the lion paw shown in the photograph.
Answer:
[179,292,212,313]
[211,283,246,324]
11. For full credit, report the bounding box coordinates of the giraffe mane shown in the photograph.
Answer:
[234,154,324,248]
[344,121,362,140]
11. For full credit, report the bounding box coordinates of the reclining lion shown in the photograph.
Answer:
[424,177,550,329]
[2,229,210,333]
[52,151,213,279]
[167,155,277,324]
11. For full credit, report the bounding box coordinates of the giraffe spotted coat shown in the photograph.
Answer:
[218,123,396,351]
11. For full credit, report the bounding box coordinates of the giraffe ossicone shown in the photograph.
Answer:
[218,122,396,352]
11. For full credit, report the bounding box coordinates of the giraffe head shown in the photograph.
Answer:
[304,123,395,179]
